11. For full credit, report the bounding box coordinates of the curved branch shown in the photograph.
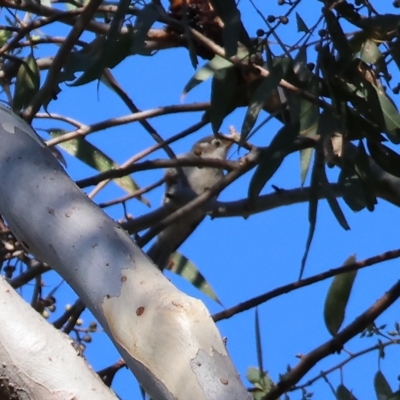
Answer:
[136,148,261,248]
[213,248,400,322]
[22,0,105,122]
[77,156,237,188]
[44,102,209,146]
[264,279,400,400]
[293,340,400,392]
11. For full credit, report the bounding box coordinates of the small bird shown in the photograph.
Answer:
[147,134,234,270]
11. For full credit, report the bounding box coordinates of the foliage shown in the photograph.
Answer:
[2,0,400,399]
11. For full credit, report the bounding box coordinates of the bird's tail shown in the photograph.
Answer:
[146,214,204,270]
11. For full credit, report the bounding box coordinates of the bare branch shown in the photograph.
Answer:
[99,178,165,209]
[22,0,105,122]
[77,156,237,189]
[213,248,400,322]
[45,102,209,146]
[293,340,400,392]
[264,279,400,399]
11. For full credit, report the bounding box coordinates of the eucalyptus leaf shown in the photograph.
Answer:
[295,12,309,33]
[241,63,285,143]
[70,31,134,87]
[246,367,275,398]
[299,80,319,184]
[211,0,253,56]
[0,29,12,47]
[167,252,222,304]
[359,39,382,65]
[324,255,357,336]
[132,3,159,54]
[254,308,264,374]
[367,140,400,178]
[370,84,400,144]
[336,384,359,400]
[13,55,40,112]
[48,130,148,205]
[210,67,239,134]
[338,169,368,212]
[182,56,234,97]
[389,391,400,400]
[300,158,319,279]
[374,370,393,400]
[319,165,350,230]
[323,9,353,62]
[248,122,300,203]
[353,140,377,211]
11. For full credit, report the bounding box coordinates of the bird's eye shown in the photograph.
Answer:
[214,139,221,147]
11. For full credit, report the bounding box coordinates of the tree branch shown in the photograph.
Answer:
[136,148,261,248]
[293,340,400,392]
[264,279,400,400]
[22,0,105,122]
[76,156,237,188]
[213,248,400,322]
[44,102,210,146]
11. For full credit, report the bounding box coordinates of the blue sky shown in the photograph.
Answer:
[5,0,400,398]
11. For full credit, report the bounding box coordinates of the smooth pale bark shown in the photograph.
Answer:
[0,105,249,399]
[0,276,119,400]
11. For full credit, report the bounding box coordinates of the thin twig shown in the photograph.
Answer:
[44,103,209,147]
[293,340,400,392]
[98,178,165,209]
[22,0,104,122]
[88,69,181,198]
[77,156,237,188]
[264,279,400,399]
[213,248,400,322]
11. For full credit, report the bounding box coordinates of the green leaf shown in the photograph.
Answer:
[48,130,148,204]
[319,165,350,230]
[210,67,239,134]
[359,39,382,65]
[324,255,357,336]
[374,371,393,400]
[240,63,285,143]
[323,9,353,62]
[358,14,400,41]
[353,140,377,211]
[180,2,198,69]
[182,56,234,97]
[246,367,264,385]
[0,29,12,47]
[336,384,359,400]
[13,55,40,112]
[295,12,309,33]
[299,82,318,185]
[70,31,134,87]
[132,3,159,54]
[254,308,264,374]
[389,391,400,400]
[166,252,222,304]
[248,122,300,203]
[371,84,400,144]
[300,158,319,279]
[210,0,253,56]
[246,367,275,399]
[65,0,88,10]
[367,140,400,178]
[338,169,368,212]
